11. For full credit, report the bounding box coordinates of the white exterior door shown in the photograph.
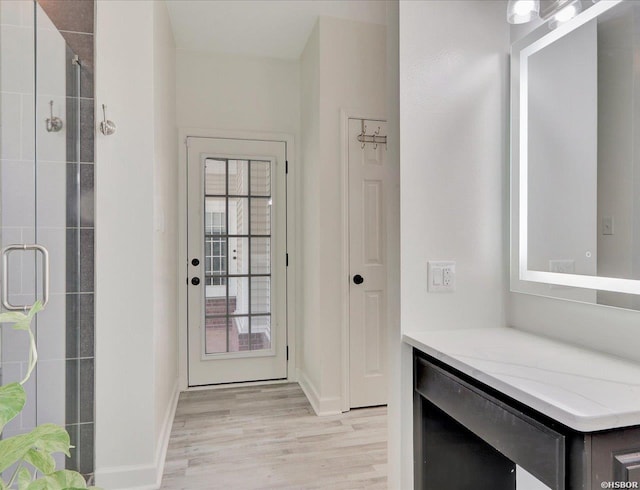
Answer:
[348,119,388,408]
[187,137,287,386]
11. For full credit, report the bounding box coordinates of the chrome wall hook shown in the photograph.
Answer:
[360,120,367,149]
[356,119,387,149]
[46,100,63,133]
[99,104,116,136]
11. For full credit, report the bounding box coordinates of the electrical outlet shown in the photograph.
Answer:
[443,267,452,286]
[602,216,614,235]
[428,261,456,292]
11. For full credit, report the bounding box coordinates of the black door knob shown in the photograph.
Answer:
[353,274,364,285]
[191,258,199,266]
[191,277,200,286]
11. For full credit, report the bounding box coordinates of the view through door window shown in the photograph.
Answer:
[204,159,272,354]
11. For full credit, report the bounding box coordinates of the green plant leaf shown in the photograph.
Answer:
[25,302,43,321]
[4,302,43,332]
[9,316,32,332]
[29,424,71,455]
[17,466,32,490]
[24,448,56,475]
[0,433,35,473]
[0,424,71,473]
[25,470,87,490]
[0,311,27,324]
[0,382,26,433]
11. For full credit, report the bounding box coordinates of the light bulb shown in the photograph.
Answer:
[554,4,577,22]
[507,0,540,24]
[548,0,582,28]
[514,0,536,16]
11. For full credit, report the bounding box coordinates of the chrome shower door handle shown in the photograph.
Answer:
[2,244,50,311]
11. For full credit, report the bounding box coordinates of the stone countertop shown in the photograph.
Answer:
[404,327,640,432]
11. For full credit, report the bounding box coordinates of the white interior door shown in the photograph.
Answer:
[187,137,287,386]
[348,118,388,408]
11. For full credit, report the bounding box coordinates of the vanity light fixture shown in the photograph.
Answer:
[507,0,540,24]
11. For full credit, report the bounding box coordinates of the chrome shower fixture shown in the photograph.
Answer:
[45,100,63,133]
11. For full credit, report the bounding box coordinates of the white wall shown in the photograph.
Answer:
[95,0,155,484]
[152,0,179,480]
[298,21,321,398]
[176,50,300,136]
[297,16,386,414]
[95,1,178,488]
[398,0,508,486]
[400,0,508,334]
[596,5,640,309]
[384,1,402,488]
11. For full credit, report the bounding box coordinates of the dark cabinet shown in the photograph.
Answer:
[413,349,640,490]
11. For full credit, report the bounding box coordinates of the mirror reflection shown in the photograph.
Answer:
[522,0,640,309]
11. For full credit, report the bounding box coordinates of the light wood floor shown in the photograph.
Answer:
[160,383,387,490]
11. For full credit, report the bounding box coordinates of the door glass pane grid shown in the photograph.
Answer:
[205,211,226,286]
[250,160,271,196]
[204,158,272,354]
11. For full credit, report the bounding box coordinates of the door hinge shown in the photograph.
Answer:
[286,346,289,360]
[285,160,289,174]
[286,253,289,267]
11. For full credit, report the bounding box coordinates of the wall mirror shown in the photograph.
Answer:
[511,0,640,311]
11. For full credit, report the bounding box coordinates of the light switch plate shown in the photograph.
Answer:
[549,259,575,274]
[428,261,456,292]
[548,259,575,290]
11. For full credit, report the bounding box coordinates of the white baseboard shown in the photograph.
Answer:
[95,380,180,490]
[94,463,159,490]
[297,367,321,414]
[153,380,180,487]
[296,368,342,416]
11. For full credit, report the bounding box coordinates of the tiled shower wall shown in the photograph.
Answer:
[37,0,95,476]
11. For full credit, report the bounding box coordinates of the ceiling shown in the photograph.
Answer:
[165,0,387,60]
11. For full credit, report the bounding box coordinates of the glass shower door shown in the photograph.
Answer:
[0,0,86,475]
[0,0,39,454]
